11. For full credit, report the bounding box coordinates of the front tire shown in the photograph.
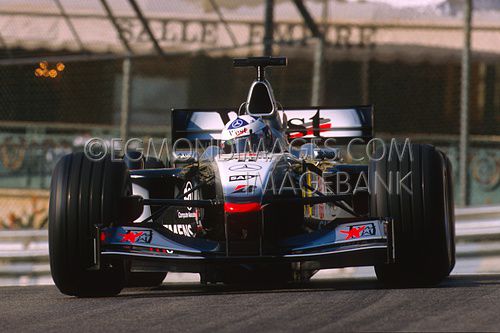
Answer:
[49,152,130,297]
[370,144,455,287]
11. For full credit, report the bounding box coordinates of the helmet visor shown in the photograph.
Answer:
[221,137,251,154]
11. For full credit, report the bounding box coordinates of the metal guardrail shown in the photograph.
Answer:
[455,205,500,241]
[455,205,500,217]
[0,206,499,279]
[0,229,49,280]
[0,229,48,241]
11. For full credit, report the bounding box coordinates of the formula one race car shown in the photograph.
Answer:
[49,57,455,297]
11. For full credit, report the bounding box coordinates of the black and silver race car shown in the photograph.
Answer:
[49,57,455,297]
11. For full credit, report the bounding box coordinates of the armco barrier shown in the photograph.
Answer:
[0,205,499,283]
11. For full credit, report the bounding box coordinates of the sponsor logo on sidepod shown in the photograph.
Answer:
[229,164,262,171]
[340,223,376,240]
[229,174,257,181]
[119,230,153,243]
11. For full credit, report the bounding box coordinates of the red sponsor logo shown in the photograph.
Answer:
[119,231,144,243]
[229,127,248,137]
[232,184,256,194]
[340,226,366,240]
[288,122,332,139]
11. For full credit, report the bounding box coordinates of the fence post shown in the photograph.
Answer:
[120,57,132,140]
[263,0,274,56]
[459,0,472,206]
[311,0,328,106]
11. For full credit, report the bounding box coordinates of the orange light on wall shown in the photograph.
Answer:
[34,68,44,77]
[34,61,65,79]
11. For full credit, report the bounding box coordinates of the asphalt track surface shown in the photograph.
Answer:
[1,274,500,332]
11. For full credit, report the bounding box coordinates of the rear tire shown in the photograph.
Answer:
[370,144,455,287]
[49,152,130,297]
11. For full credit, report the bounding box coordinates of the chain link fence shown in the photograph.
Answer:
[1,0,500,229]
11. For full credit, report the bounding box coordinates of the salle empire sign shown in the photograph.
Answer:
[116,18,377,49]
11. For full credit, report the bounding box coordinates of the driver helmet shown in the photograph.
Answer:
[220,115,272,154]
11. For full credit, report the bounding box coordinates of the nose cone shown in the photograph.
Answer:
[217,159,273,204]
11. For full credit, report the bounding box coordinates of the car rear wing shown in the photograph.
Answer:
[171,106,373,144]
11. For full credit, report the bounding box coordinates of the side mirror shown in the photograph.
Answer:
[314,148,341,161]
[299,143,341,161]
